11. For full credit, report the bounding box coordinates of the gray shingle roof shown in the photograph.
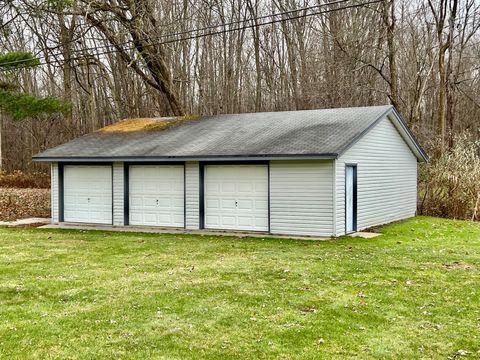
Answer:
[34,105,421,161]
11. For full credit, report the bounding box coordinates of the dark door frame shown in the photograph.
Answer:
[344,164,357,233]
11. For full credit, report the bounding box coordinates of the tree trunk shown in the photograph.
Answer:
[438,45,447,149]
[58,12,74,136]
[383,0,399,108]
[247,0,262,112]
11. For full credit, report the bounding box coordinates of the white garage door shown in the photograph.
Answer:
[63,165,112,224]
[129,165,184,227]
[204,165,268,231]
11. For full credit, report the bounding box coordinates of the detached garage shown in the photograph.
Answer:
[34,105,427,237]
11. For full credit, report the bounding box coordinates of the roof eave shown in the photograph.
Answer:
[32,154,339,163]
[389,108,429,162]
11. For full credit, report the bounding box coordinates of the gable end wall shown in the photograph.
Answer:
[335,116,418,236]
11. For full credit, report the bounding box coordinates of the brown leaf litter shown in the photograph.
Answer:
[0,187,50,222]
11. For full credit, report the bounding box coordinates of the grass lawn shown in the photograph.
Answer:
[0,216,479,359]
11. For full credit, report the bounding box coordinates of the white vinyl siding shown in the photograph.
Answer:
[270,161,334,237]
[185,161,200,229]
[335,116,418,236]
[113,162,124,226]
[51,162,59,223]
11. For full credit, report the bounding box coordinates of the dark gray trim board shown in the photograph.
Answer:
[123,164,129,226]
[199,163,205,229]
[111,166,114,224]
[267,162,271,233]
[123,161,186,166]
[183,165,186,229]
[33,154,338,163]
[353,165,357,231]
[58,163,64,222]
[200,160,270,166]
[60,161,114,166]
[344,164,358,234]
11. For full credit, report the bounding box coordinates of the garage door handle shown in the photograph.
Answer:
[156,199,159,206]
[235,200,238,208]
[87,198,90,203]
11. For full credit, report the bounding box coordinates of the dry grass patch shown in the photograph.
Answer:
[443,261,474,270]
[0,171,50,188]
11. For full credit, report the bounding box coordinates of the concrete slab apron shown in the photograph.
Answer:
[0,218,51,227]
[348,231,381,239]
[40,223,330,241]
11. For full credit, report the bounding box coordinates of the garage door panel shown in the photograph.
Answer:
[237,199,253,210]
[63,165,112,224]
[221,216,236,226]
[130,196,144,207]
[238,182,253,192]
[172,198,184,208]
[156,198,170,207]
[206,182,219,192]
[143,183,157,192]
[157,182,171,191]
[221,182,236,192]
[205,215,219,226]
[206,199,219,209]
[173,214,184,222]
[254,183,266,192]
[129,213,143,223]
[159,213,177,223]
[90,196,109,206]
[91,211,110,223]
[256,200,268,210]
[64,195,76,204]
[129,165,184,227]
[64,210,86,221]
[221,199,236,209]
[144,200,157,211]
[237,216,253,227]
[173,182,183,192]
[255,217,268,227]
[205,165,268,232]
